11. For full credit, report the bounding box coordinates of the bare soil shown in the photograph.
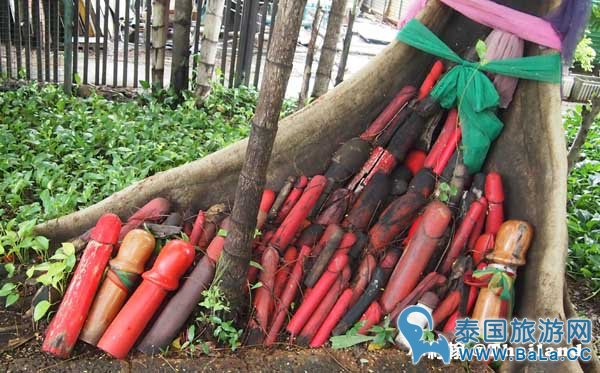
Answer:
[0,275,596,372]
[0,307,493,373]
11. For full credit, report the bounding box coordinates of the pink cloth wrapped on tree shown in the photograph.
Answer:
[397,0,561,51]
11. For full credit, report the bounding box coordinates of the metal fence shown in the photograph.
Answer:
[0,0,277,89]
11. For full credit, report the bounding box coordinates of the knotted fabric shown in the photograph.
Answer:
[397,0,571,59]
[396,19,561,172]
[466,266,515,318]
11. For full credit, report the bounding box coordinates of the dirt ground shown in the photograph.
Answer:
[0,308,493,373]
[0,277,597,372]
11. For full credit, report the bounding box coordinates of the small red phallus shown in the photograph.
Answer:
[97,239,195,359]
[42,213,122,358]
[484,172,505,235]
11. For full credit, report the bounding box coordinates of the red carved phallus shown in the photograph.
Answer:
[257,189,276,230]
[286,254,348,336]
[252,246,280,340]
[380,201,451,314]
[424,109,458,169]
[432,126,461,176]
[439,197,487,275]
[432,290,461,325]
[270,176,327,253]
[273,246,299,300]
[206,218,231,262]
[405,150,427,176]
[485,172,505,235]
[275,178,308,224]
[297,267,350,345]
[97,240,195,359]
[119,198,171,241]
[265,245,311,346]
[42,214,122,358]
[189,210,205,247]
[418,60,444,100]
[360,86,416,142]
[357,301,384,334]
[471,233,495,266]
[310,288,354,347]
[467,198,488,251]
[442,284,479,333]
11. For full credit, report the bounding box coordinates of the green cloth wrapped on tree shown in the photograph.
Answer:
[396,19,561,172]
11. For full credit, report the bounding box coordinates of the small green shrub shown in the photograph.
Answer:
[0,81,256,228]
[197,286,243,351]
[330,317,397,350]
[573,36,596,72]
[564,105,600,294]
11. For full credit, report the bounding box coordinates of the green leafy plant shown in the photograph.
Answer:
[0,81,257,234]
[422,328,435,342]
[197,286,243,351]
[564,105,600,295]
[0,80,299,266]
[0,219,49,263]
[170,324,211,356]
[437,182,459,203]
[589,3,600,31]
[330,316,397,349]
[27,242,77,294]
[573,36,597,72]
[475,39,489,65]
[25,242,77,321]
[33,300,52,322]
[4,263,15,278]
[0,282,21,307]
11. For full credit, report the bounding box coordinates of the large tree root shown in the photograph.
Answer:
[32,1,597,371]
[34,2,454,243]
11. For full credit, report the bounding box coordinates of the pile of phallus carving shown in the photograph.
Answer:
[41,60,533,360]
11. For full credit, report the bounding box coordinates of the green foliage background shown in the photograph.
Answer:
[564,105,600,293]
[0,82,262,225]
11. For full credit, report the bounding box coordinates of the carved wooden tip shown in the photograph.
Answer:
[487,220,533,267]
[485,172,505,203]
[110,229,156,274]
[90,213,122,244]
[142,240,195,291]
[421,201,452,239]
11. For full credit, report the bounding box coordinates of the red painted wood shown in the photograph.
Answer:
[42,214,122,358]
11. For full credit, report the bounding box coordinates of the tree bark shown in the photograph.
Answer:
[151,0,170,88]
[311,0,347,97]
[194,0,226,103]
[170,0,194,93]
[334,0,359,86]
[212,0,309,312]
[567,96,600,172]
[298,2,323,108]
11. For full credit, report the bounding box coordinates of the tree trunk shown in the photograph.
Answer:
[212,0,309,312]
[151,0,170,88]
[311,0,347,97]
[567,96,600,172]
[334,0,359,86]
[298,2,323,108]
[195,0,226,103]
[170,0,194,93]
